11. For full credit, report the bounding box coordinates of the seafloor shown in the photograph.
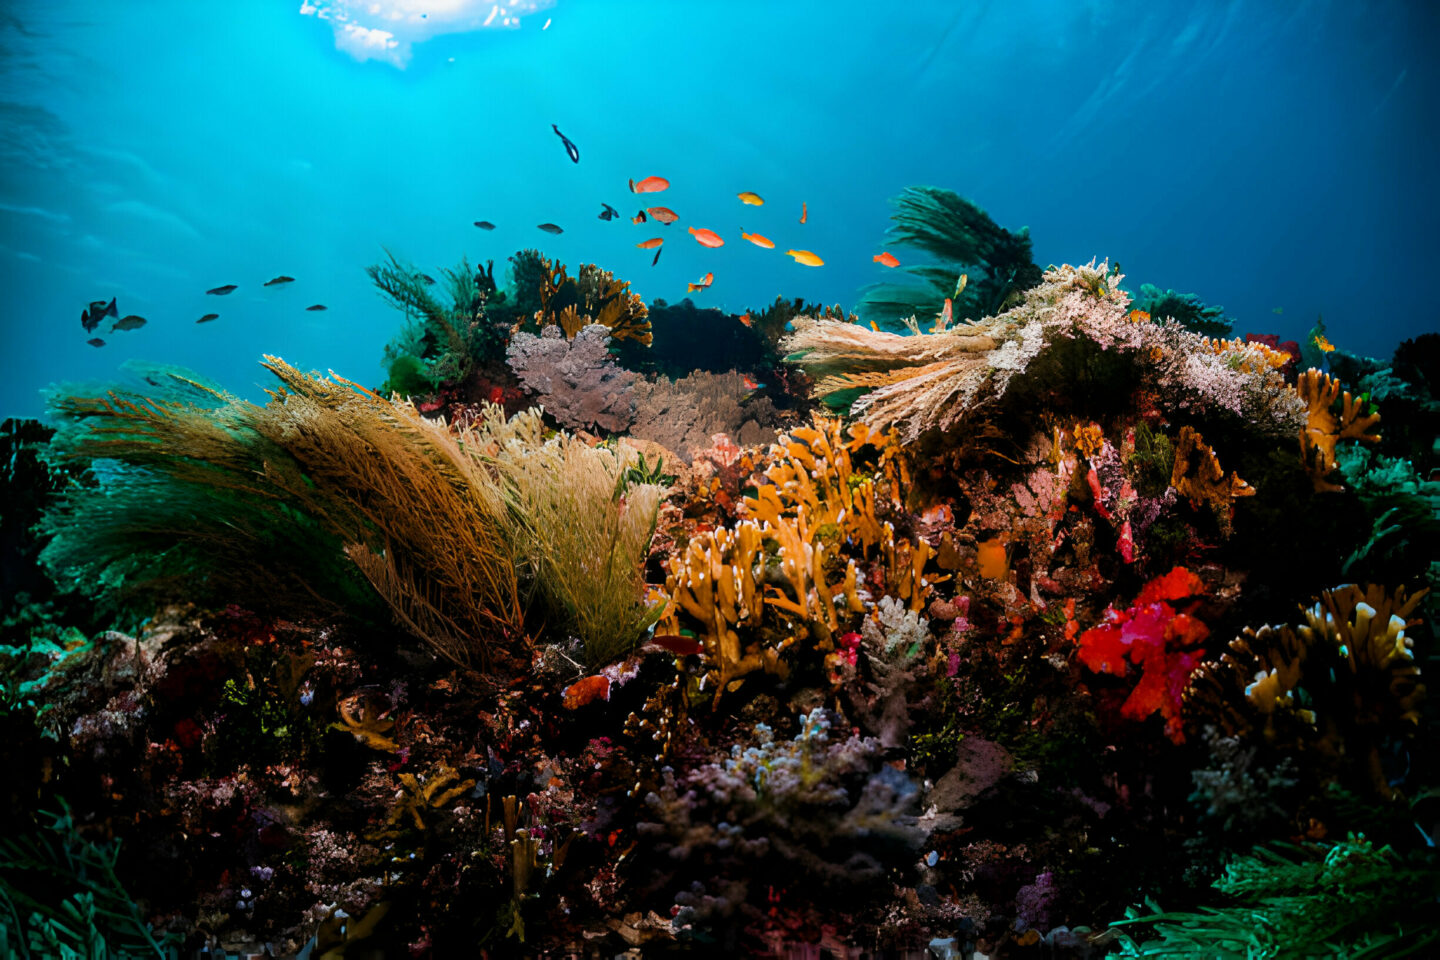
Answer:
[3,197,1438,957]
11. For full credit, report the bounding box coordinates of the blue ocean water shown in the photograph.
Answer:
[1,0,1434,418]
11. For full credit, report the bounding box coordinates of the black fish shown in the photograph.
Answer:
[473,220,496,230]
[197,313,219,323]
[206,284,238,295]
[264,275,295,286]
[652,245,662,267]
[421,274,436,285]
[111,315,147,332]
[89,297,117,318]
[598,202,619,221]
[537,223,564,235]
[87,337,105,347]
[82,309,98,333]
[551,123,579,163]
[305,304,327,311]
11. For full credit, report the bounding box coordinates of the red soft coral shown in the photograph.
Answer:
[1074,567,1209,743]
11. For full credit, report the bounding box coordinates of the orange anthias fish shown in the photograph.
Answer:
[1315,334,1335,352]
[938,298,953,327]
[741,231,774,249]
[738,312,753,327]
[785,248,823,267]
[636,237,664,249]
[742,374,762,390]
[687,271,714,292]
[632,210,647,224]
[647,206,679,224]
[689,226,725,247]
[737,191,764,205]
[1128,309,1151,323]
[629,175,669,193]
[799,201,807,224]
[874,251,900,268]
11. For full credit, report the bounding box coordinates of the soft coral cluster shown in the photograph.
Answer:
[1075,566,1211,743]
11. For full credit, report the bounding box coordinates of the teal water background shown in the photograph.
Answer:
[1,0,1435,418]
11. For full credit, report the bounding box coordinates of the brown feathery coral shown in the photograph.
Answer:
[1169,425,1254,533]
[1296,368,1381,492]
[534,256,652,346]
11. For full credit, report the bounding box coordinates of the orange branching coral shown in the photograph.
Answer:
[533,257,653,346]
[1296,368,1380,492]
[1188,583,1427,797]
[745,416,891,555]
[1169,425,1253,532]
[881,523,937,613]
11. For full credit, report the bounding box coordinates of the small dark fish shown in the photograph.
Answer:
[264,275,295,286]
[473,220,496,230]
[551,123,579,163]
[598,202,620,221]
[632,209,647,224]
[82,309,98,333]
[88,297,118,318]
[86,337,105,347]
[206,284,238,296]
[197,313,220,323]
[652,245,662,266]
[305,304,327,311]
[537,223,564,235]
[421,274,436,285]
[111,315,147,332]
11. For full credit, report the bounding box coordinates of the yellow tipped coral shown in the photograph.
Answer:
[1296,368,1380,492]
[533,257,653,346]
[1189,583,1427,798]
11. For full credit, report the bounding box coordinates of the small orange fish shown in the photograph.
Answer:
[869,320,879,331]
[785,249,823,266]
[632,210,647,224]
[741,231,774,249]
[636,237,664,249]
[874,251,900,268]
[742,374,761,390]
[629,175,669,193]
[938,298,952,327]
[647,206,678,224]
[737,191,764,205]
[689,226,725,248]
[687,271,714,292]
[1315,334,1335,353]
[799,201,807,224]
[1128,309,1151,323]
[738,312,752,327]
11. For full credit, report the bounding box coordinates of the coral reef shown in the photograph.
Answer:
[628,369,780,461]
[506,323,637,432]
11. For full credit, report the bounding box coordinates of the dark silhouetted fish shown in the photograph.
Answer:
[598,202,619,221]
[551,123,579,163]
[82,297,118,332]
[264,275,295,286]
[111,315,147,332]
[537,223,564,234]
[197,313,219,323]
[632,209,647,224]
[473,220,496,230]
[421,274,436,284]
[652,245,662,266]
[206,284,238,295]
[305,304,327,311]
[86,337,105,347]
[81,309,97,333]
